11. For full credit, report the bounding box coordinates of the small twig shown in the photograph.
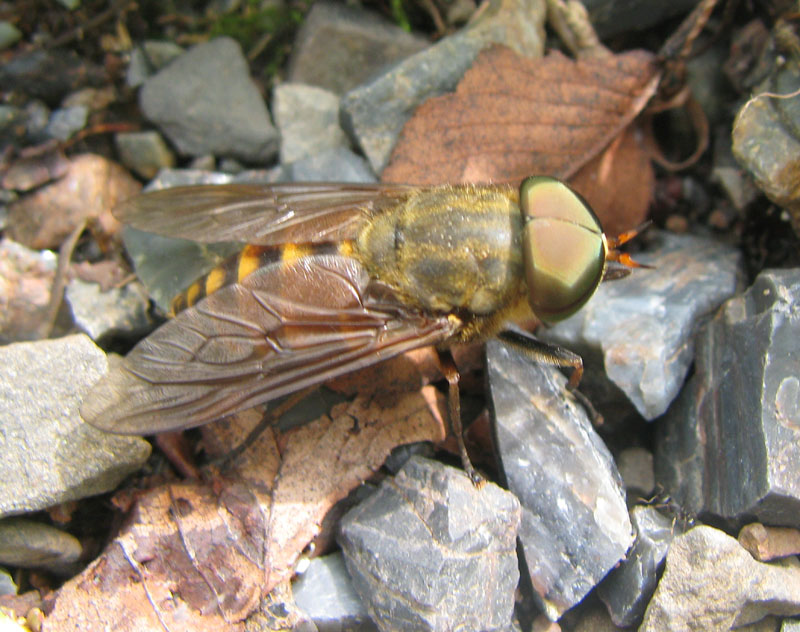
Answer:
[62,121,140,150]
[546,0,609,58]
[46,0,136,49]
[38,218,87,339]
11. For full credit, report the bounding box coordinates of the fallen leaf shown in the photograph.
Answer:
[44,388,445,630]
[6,154,139,250]
[382,45,660,233]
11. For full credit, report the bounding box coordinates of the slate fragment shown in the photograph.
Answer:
[287,2,429,95]
[140,37,278,163]
[656,269,800,527]
[0,335,151,518]
[293,553,377,631]
[596,505,686,627]
[486,340,633,621]
[338,456,521,632]
[541,230,744,421]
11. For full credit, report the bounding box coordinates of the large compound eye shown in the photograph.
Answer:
[519,176,606,322]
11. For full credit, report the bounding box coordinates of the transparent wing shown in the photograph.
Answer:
[81,253,455,434]
[113,182,418,245]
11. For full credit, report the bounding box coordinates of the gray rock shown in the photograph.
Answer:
[273,83,349,164]
[640,526,800,631]
[293,553,377,631]
[541,230,745,420]
[783,618,800,631]
[65,277,152,342]
[0,517,82,573]
[0,22,21,52]
[616,447,655,503]
[733,57,800,237]
[287,147,376,183]
[338,456,521,632]
[126,40,184,88]
[45,105,88,141]
[114,130,176,180]
[485,340,633,621]
[597,505,685,627]
[140,37,278,163]
[656,269,800,527]
[287,2,429,95]
[0,567,15,596]
[340,0,545,173]
[582,0,700,39]
[24,100,50,144]
[0,335,151,517]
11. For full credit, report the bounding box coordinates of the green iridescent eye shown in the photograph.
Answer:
[519,176,606,322]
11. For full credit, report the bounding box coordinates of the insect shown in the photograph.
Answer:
[81,176,645,482]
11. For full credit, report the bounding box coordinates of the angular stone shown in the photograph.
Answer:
[287,147,375,183]
[616,447,655,503]
[287,2,428,95]
[114,130,175,180]
[486,340,633,620]
[0,335,151,517]
[293,553,376,631]
[597,506,685,627]
[338,456,521,632]
[273,83,349,164]
[140,37,278,162]
[65,277,152,342]
[656,269,800,527]
[733,57,800,238]
[542,230,744,420]
[45,105,88,141]
[340,0,545,173]
[640,526,800,631]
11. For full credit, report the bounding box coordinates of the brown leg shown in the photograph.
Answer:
[437,348,483,486]
[497,329,603,425]
[213,385,318,469]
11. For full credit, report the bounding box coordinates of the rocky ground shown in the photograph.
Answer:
[1,0,800,631]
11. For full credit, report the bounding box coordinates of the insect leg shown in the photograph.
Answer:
[213,385,319,469]
[497,329,603,425]
[437,349,484,486]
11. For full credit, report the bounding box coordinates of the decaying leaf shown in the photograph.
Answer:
[382,45,661,234]
[6,154,138,250]
[44,388,445,630]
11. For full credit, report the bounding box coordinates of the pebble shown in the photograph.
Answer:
[0,335,151,517]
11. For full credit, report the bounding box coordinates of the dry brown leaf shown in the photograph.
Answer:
[6,154,138,250]
[569,126,655,237]
[44,388,445,630]
[382,45,661,233]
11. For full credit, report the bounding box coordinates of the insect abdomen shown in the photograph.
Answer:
[169,241,352,316]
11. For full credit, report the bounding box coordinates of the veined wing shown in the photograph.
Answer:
[113,182,418,245]
[81,252,456,434]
